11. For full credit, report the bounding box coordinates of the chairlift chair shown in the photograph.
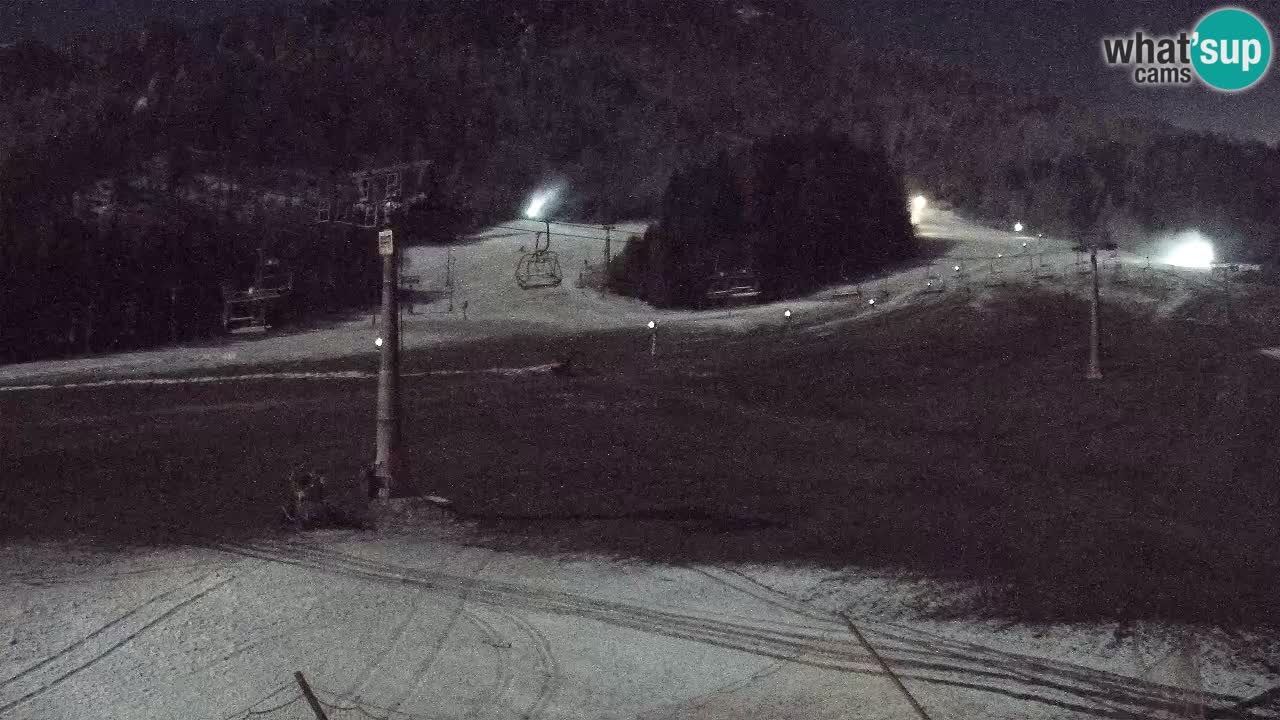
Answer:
[256,257,292,293]
[221,254,293,333]
[703,269,762,305]
[516,231,563,289]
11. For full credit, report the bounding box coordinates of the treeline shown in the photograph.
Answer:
[3,0,1280,361]
[878,74,1280,259]
[612,132,915,306]
[0,185,383,363]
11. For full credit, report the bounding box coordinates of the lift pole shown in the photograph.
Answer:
[374,224,401,498]
[1087,245,1103,380]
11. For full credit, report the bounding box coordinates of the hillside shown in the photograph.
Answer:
[2,0,1279,362]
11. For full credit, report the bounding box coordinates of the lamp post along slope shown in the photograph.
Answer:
[375,215,401,497]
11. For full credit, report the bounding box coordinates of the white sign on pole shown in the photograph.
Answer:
[378,229,394,256]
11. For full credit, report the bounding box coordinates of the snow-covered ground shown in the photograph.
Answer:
[6,527,1275,720]
[6,210,1276,719]
[0,219,802,385]
[0,210,1223,387]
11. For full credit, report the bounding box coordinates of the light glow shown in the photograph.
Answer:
[374,337,383,347]
[525,186,561,219]
[909,195,927,225]
[647,320,656,330]
[1014,222,1024,233]
[1165,232,1216,269]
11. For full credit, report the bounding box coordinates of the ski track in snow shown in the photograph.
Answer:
[7,212,1277,719]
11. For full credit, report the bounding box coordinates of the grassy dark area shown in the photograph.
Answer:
[1,380,375,541]
[5,287,1280,628]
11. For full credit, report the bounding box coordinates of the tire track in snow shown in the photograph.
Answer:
[0,572,211,691]
[174,575,347,682]
[461,608,516,720]
[339,586,429,704]
[380,554,496,716]
[0,571,237,716]
[197,534,1249,720]
[502,609,561,720]
[639,659,788,720]
[715,566,1224,719]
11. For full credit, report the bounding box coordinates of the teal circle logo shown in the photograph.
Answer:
[1192,7,1272,91]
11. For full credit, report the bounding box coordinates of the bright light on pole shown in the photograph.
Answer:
[525,184,564,221]
[525,194,549,219]
[1014,222,1024,233]
[524,186,560,251]
[909,195,927,225]
[374,337,383,347]
[1165,233,1215,268]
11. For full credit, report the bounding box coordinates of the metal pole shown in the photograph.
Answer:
[293,671,330,720]
[1088,246,1102,380]
[375,242,401,498]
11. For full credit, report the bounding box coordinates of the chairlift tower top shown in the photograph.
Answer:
[313,160,433,229]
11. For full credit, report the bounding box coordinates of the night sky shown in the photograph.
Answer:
[2,0,1278,144]
[837,0,1280,144]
